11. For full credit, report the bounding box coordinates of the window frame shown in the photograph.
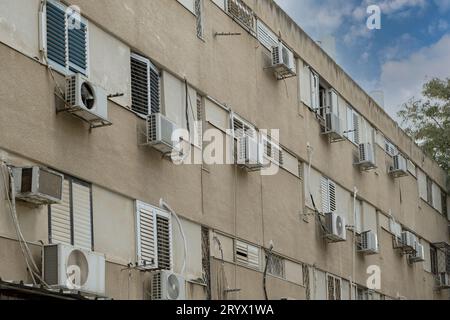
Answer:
[48,175,94,251]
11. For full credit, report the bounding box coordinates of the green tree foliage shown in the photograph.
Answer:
[398,78,450,175]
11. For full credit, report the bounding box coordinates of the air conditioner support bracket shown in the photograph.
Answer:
[56,103,113,132]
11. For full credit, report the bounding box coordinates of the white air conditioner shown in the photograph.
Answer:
[389,154,408,178]
[271,42,296,78]
[323,113,344,141]
[237,135,265,170]
[325,212,347,242]
[401,231,416,249]
[151,270,186,300]
[359,230,379,255]
[356,143,377,170]
[410,242,425,263]
[12,166,63,205]
[43,243,106,296]
[145,113,180,154]
[437,273,450,289]
[65,73,108,122]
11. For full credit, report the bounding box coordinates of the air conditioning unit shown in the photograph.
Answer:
[325,212,347,242]
[151,271,186,300]
[145,113,180,154]
[43,243,106,296]
[237,135,265,170]
[356,143,377,170]
[410,242,425,263]
[359,231,379,255]
[437,273,450,289]
[65,73,108,122]
[323,113,344,141]
[12,166,64,205]
[271,42,296,78]
[401,231,416,249]
[389,154,408,178]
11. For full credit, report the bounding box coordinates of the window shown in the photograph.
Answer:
[130,53,161,116]
[136,201,172,270]
[310,71,320,111]
[226,0,256,32]
[442,191,448,217]
[235,240,260,270]
[327,274,342,300]
[49,176,93,251]
[430,246,438,275]
[232,114,256,139]
[262,136,284,166]
[385,139,397,157]
[45,1,88,75]
[195,0,204,39]
[321,177,337,214]
[266,253,285,278]
[257,19,278,51]
[345,107,360,145]
[426,177,433,207]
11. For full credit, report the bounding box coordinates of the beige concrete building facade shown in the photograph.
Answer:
[0,0,449,300]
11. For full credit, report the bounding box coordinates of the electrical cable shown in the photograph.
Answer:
[159,199,187,275]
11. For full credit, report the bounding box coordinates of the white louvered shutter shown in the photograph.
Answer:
[321,177,330,213]
[300,66,312,107]
[68,19,88,74]
[235,240,260,270]
[136,201,158,269]
[50,179,72,246]
[46,2,67,69]
[310,71,320,110]
[233,116,256,139]
[417,169,428,201]
[131,53,160,116]
[257,19,278,50]
[72,181,92,251]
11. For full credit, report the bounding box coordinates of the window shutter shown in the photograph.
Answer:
[432,182,442,213]
[68,20,88,74]
[232,116,255,139]
[310,72,319,110]
[417,170,427,201]
[235,240,260,270]
[136,201,158,269]
[131,54,150,116]
[300,66,312,107]
[46,2,67,68]
[328,180,337,212]
[72,181,92,250]
[196,94,203,147]
[149,64,161,114]
[156,212,172,270]
[256,20,278,51]
[353,112,360,144]
[50,179,72,246]
[321,177,330,213]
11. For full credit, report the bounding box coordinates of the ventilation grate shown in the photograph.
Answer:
[157,215,171,270]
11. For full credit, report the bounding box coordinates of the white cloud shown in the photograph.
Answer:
[380,34,450,119]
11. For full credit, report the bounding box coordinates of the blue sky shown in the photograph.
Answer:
[275,0,450,121]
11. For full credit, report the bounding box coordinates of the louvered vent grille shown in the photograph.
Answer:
[329,182,336,212]
[47,2,66,67]
[227,0,255,31]
[65,74,77,106]
[152,272,162,300]
[147,114,158,143]
[157,215,171,270]
[359,144,367,161]
[43,245,59,286]
[272,46,280,65]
